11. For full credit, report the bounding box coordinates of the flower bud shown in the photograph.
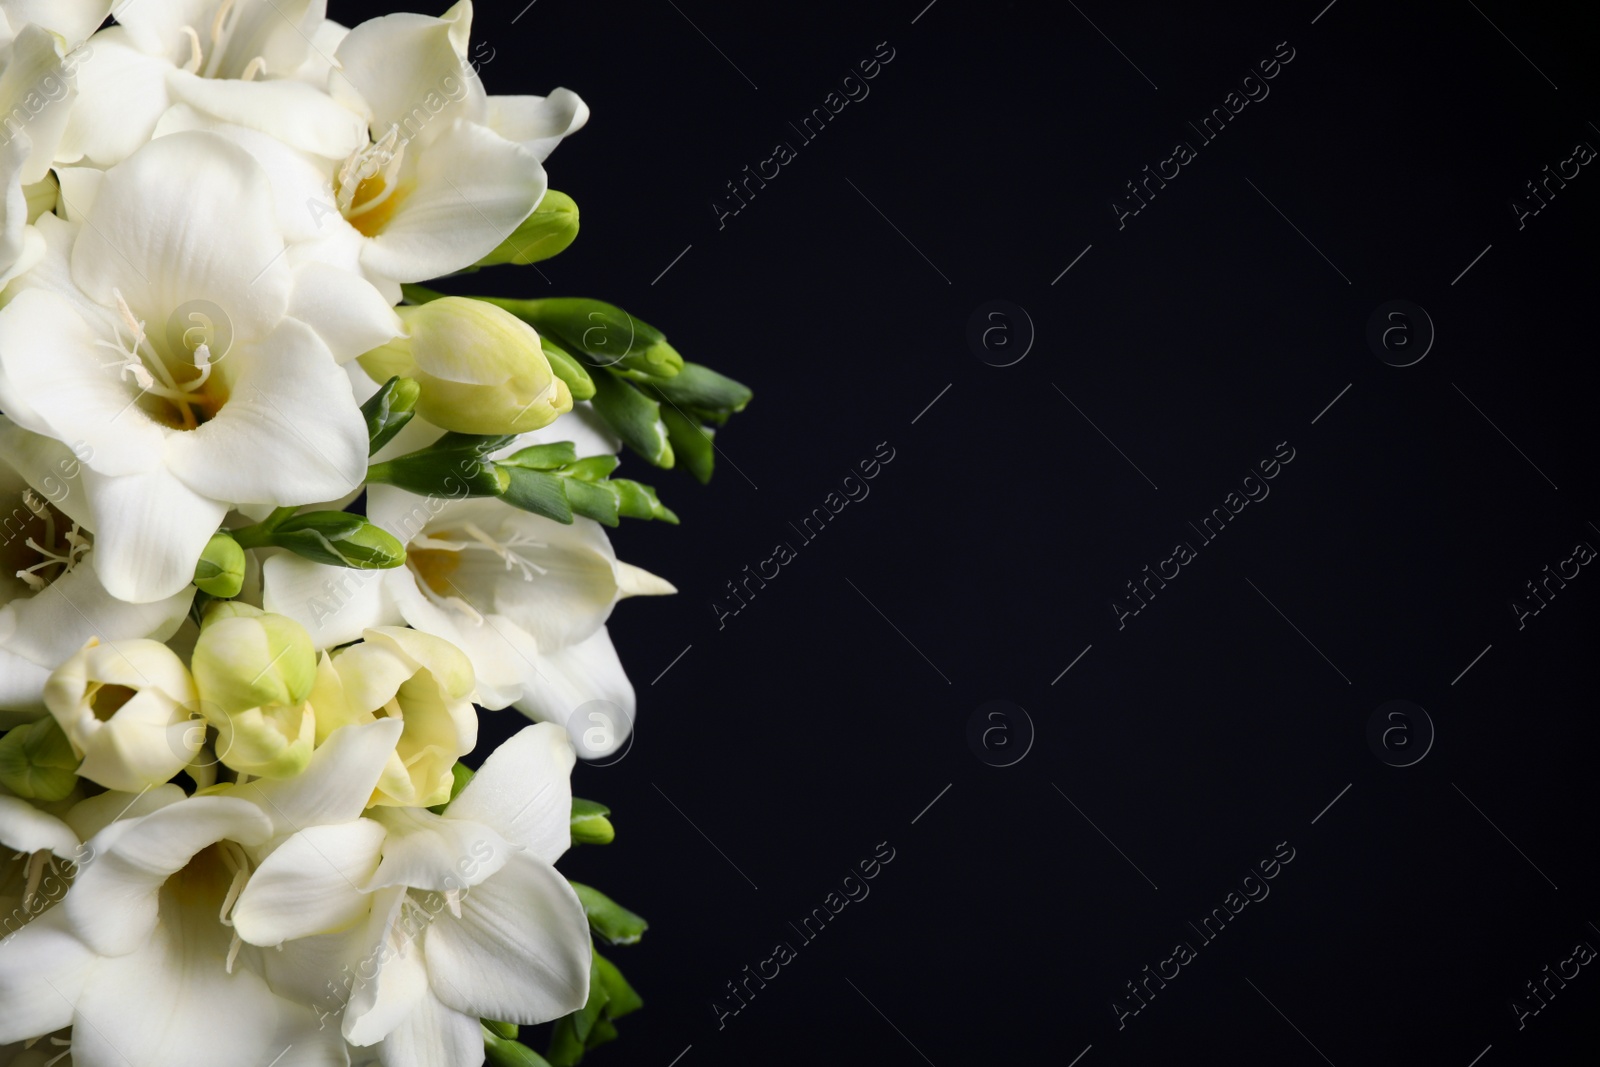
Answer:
[360,297,573,435]
[193,531,247,597]
[191,604,317,779]
[0,716,79,800]
[361,375,421,455]
[311,627,476,807]
[269,512,406,570]
[476,189,580,267]
[42,638,200,793]
[487,297,682,379]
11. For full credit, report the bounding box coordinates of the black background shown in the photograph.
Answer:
[342,0,1600,1063]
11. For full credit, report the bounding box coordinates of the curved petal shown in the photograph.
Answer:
[357,120,544,286]
[372,987,482,1067]
[165,318,367,505]
[289,260,402,363]
[71,887,284,1067]
[0,289,165,476]
[167,70,366,160]
[0,26,80,183]
[230,718,402,836]
[333,7,483,140]
[262,553,397,650]
[0,908,95,1044]
[0,417,94,529]
[1,0,113,46]
[512,627,635,758]
[80,463,228,604]
[64,795,273,956]
[72,130,293,338]
[341,885,429,1047]
[55,31,174,167]
[425,849,590,1024]
[446,723,571,864]
[484,89,588,162]
[234,819,386,946]
[64,782,185,840]
[365,807,508,894]
[0,794,78,856]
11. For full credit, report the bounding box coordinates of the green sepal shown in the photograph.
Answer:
[483,1027,553,1067]
[570,882,648,946]
[590,370,673,468]
[649,362,752,414]
[361,376,421,455]
[659,406,714,485]
[563,479,619,527]
[501,442,579,470]
[481,1019,519,1041]
[500,466,574,524]
[475,190,580,268]
[563,455,620,482]
[584,1019,618,1050]
[570,797,614,845]
[367,433,515,499]
[593,952,643,1019]
[541,338,595,402]
[612,480,678,524]
[0,717,78,802]
[265,513,406,570]
[483,297,681,379]
[545,1017,586,1067]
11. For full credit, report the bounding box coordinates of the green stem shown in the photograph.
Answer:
[231,506,298,549]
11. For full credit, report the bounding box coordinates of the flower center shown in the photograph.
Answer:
[177,0,268,80]
[2,491,90,593]
[95,289,230,430]
[89,683,137,721]
[165,839,255,973]
[336,127,411,238]
[406,524,550,623]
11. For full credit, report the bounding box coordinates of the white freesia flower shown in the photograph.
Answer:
[44,636,201,791]
[0,24,89,288]
[0,719,403,1066]
[263,487,672,754]
[244,723,590,1065]
[57,0,364,166]
[0,424,192,721]
[0,131,370,603]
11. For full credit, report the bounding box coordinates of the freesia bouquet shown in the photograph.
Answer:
[0,3,750,1065]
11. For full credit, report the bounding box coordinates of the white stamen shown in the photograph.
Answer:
[239,55,266,81]
[179,25,203,73]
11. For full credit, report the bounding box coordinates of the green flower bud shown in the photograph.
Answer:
[368,434,514,499]
[481,297,681,380]
[482,1029,550,1067]
[570,797,615,845]
[0,716,79,801]
[270,512,406,570]
[476,189,580,268]
[481,1019,519,1042]
[192,606,318,779]
[540,337,595,401]
[361,297,573,435]
[193,531,246,597]
[361,376,422,455]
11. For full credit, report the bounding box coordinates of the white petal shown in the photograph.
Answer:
[446,723,572,864]
[55,31,172,167]
[65,795,273,956]
[341,885,429,1047]
[0,27,80,183]
[513,627,636,758]
[373,987,481,1067]
[334,8,483,140]
[0,794,78,856]
[0,908,95,1044]
[425,850,590,1024]
[289,261,402,363]
[72,130,293,337]
[64,782,185,840]
[71,886,284,1067]
[0,417,93,529]
[263,553,396,650]
[80,463,228,604]
[231,718,403,836]
[164,318,367,505]
[365,807,509,893]
[234,819,386,946]
[357,120,544,286]
[1,0,112,45]
[0,289,164,476]
[484,89,588,162]
[167,70,366,159]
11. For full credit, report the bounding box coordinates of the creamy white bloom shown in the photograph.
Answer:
[245,723,590,1064]
[44,636,201,791]
[0,25,89,288]
[263,485,672,754]
[0,131,371,603]
[0,719,403,1066]
[57,0,364,167]
[0,423,192,721]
